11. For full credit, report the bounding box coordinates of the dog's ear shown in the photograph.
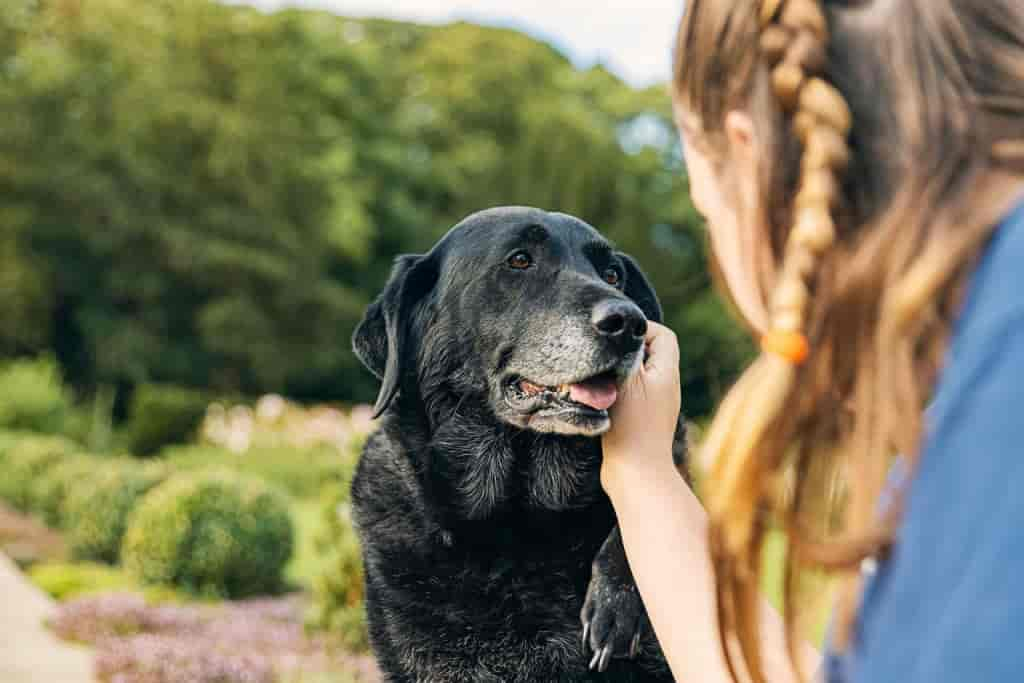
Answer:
[618,253,663,324]
[353,254,438,418]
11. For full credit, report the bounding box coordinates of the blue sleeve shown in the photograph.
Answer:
[852,317,1024,682]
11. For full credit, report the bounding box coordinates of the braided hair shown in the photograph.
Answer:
[676,1,1024,681]
[699,3,854,678]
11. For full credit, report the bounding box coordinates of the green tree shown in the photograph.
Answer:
[0,1,752,416]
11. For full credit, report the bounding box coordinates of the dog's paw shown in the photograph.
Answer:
[580,571,650,672]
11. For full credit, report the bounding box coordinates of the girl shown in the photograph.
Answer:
[602,1,1024,682]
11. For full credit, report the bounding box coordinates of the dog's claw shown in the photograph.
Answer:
[630,631,641,659]
[582,621,590,649]
[588,645,614,673]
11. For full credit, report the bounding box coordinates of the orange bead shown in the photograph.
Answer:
[762,330,811,364]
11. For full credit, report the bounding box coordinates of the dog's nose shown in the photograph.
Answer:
[592,300,647,352]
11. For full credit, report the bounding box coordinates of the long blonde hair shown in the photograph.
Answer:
[673,1,1024,680]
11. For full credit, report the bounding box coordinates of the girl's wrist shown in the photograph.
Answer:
[603,453,709,553]
[601,445,702,520]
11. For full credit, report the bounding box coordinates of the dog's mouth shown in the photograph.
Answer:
[504,369,621,416]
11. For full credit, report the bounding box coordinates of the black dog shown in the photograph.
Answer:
[351,207,686,682]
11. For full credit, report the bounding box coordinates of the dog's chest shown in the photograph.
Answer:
[398,630,588,683]
[381,546,598,680]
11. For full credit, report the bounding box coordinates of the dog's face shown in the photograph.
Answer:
[353,207,662,437]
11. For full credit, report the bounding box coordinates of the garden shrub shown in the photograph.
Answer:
[64,461,172,563]
[0,355,71,434]
[126,383,209,456]
[306,482,368,651]
[163,443,357,499]
[122,468,294,598]
[29,453,113,527]
[0,435,78,511]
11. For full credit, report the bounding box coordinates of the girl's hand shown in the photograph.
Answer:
[602,321,683,494]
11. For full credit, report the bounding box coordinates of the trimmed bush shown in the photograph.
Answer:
[126,384,208,456]
[30,453,110,528]
[122,469,294,598]
[0,356,71,434]
[64,462,172,563]
[163,443,357,499]
[0,435,78,512]
[306,482,368,651]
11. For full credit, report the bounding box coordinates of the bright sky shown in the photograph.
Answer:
[237,0,683,87]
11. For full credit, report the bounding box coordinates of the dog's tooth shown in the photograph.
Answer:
[520,380,544,396]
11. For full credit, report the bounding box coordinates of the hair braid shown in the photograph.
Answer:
[701,1,854,680]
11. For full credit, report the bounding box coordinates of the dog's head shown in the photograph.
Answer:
[353,207,661,437]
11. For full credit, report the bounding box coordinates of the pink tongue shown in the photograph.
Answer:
[568,379,618,411]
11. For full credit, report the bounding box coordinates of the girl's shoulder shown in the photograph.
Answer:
[844,195,1024,683]
[954,195,1024,341]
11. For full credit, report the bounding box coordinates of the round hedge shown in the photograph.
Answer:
[64,462,172,563]
[0,435,78,512]
[29,454,111,528]
[122,469,294,598]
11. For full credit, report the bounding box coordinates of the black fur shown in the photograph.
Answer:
[351,207,687,682]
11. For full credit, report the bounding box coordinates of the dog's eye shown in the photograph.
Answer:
[507,251,533,270]
[603,267,622,286]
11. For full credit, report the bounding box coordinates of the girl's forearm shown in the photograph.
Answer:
[603,456,820,683]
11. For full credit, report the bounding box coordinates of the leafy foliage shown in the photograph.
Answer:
[0,434,78,511]
[306,477,368,651]
[0,0,751,417]
[0,356,71,433]
[64,461,172,563]
[126,384,209,455]
[122,469,294,598]
[30,453,107,527]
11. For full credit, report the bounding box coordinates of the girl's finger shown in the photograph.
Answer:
[642,322,678,373]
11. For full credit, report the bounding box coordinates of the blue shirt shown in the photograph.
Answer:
[827,196,1024,682]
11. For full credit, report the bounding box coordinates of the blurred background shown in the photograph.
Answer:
[0,2,763,682]
[0,0,753,428]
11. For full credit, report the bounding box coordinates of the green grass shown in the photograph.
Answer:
[286,498,323,589]
[28,562,185,603]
